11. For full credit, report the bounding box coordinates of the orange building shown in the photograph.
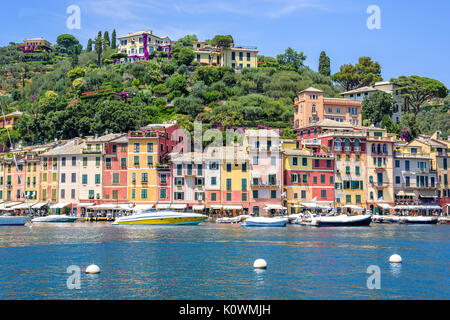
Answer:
[293,87,362,130]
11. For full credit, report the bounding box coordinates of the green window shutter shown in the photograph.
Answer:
[241,179,247,191]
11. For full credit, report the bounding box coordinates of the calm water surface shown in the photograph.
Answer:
[0,222,448,299]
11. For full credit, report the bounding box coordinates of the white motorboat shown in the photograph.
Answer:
[241,216,288,227]
[403,216,438,224]
[216,215,251,224]
[0,214,29,226]
[112,209,208,225]
[287,214,301,224]
[32,215,79,223]
[310,214,372,227]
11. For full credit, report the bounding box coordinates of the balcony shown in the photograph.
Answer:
[370,182,390,188]
[82,149,102,154]
[402,183,437,190]
[394,152,431,159]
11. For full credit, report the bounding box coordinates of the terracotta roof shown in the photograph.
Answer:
[299,87,323,94]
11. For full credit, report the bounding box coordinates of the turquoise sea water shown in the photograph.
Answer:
[0,222,448,299]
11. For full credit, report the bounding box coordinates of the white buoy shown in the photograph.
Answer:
[85,264,101,274]
[389,254,402,263]
[253,259,267,269]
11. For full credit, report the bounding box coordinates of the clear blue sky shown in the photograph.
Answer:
[1,0,449,87]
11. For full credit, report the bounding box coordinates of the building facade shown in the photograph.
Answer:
[193,41,258,69]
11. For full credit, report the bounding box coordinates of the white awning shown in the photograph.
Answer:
[156,203,171,209]
[343,205,364,211]
[10,203,37,210]
[299,202,320,208]
[210,205,222,210]
[0,202,21,209]
[192,205,205,211]
[88,204,120,210]
[77,203,94,207]
[171,204,187,209]
[117,204,132,210]
[264,204,286,210]
[378,203,393,209]
[32,202,47,209]
[426,205,442,210]
[134,204,155,210]
[50,203,71,209]
[394,205,410,210]
[223,205,243,210]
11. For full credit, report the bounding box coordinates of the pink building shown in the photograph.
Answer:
[103,134,128,205]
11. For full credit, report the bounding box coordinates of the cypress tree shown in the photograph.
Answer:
[95,31,103,66]
[103,31,110,47]
[111,29,117,49]
[318,51,331,76]
[86,39,93,52]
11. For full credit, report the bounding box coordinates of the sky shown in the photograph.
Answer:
[1,0,449,86]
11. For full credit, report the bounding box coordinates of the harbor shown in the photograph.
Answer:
[0,222,448,299]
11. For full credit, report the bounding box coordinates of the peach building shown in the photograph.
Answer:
[293,87,362,130]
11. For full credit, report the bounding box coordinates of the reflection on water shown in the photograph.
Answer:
[0,223,448,299]
[390,263,402,278]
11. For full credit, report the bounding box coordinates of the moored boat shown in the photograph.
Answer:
[403,216,438,224]
[216,215,251,224]
[0,214,29,226]
[313,214,372,227]
[287,214,301,224]
[112,210,208,225]
[241,216,288,227]
[32,215,79,223]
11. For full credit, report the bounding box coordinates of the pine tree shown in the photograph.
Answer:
[86,39,93,52]
[111,29,117,49]
[103,31,110,47]
[318,51,331,76]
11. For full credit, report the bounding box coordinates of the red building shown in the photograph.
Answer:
[103,134,129,204]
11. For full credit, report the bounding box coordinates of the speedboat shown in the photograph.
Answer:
[112,209,208,225]
[32,215,79,223]
[241,216,288,227]
[403,216,438,224]
[311,214,372,227]
[287,214,301,224]
[0,214,29,226]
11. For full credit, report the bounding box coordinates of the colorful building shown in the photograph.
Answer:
[127,122,179,206]
[365,128,395,213]
[0,111,23,130]
[103,134,129,206]
[393,143,438,207]
[245,129,284,216]
[193,41,258,69]
[117,30,172,58]
[293,87,362,129]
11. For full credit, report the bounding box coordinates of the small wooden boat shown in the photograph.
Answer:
[32,215,78,223]
[241,216,288,227]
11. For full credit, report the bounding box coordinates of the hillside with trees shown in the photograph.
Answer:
[0,32,448,147]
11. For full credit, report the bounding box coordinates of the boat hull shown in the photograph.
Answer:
[32,215,78,223]
[404,217,438,224]
[113,214,208,225]
[0,216,29,226]
[315,215,372,227]
[242,217,288,227]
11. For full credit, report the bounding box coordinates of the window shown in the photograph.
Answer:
[61,173,66,183]
[96,157,101,166]
[355,166,360,175]
[112,190,118,200]
[177,164,182,175]
[302,158,308,166]
[246,52,250,61]
[301,190,306,199]
[147,143,154,152]
[226,163,232,172]
[174,177,184,186]
[242,192,247,201]
[106,158,111,168]
[60,189,65,199]
[82,174,88,184]
[159,188,167,199]
[211,193,217,201]
[147,156,153,166]
[197,164,203,176]
[302,174,307,183]
[252,190,259,199]
[121,158,127,167]
[134,156,140,166]
[131,189,136,199]
[395,160,400,168]
[211,177,217,185]
[88,190,94,200]
[226,193,232,201]
[71,189,76,199]
[242,163,247,172]
[133,143,140,153]
[292,157,298,166]
[141,189,148,199]
[356,195,361,203]
[112,173,120,185]
[61,157,66,167]
[95,174,101,184]
[83,157,88,166]
[405,160,410,171]
[346,195,351,203]
[321,190,327,199]
[226,178,232,191]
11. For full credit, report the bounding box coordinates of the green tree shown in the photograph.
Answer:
[86,39,93,52]
[173,47,195,66]
[95,31,103,66]
[111,29,117,49]
[173,96,204,118]
[399,113,421,142]
[318,51,330,76]
[67,67,86,82]
[103,31,110,47]
[276,47,306,71]
[176,34,198,47]
[362,91,395,124]
[210,35,234,47]
[392,75,448,115]
[56,34,80,53]
[333,57,382,90]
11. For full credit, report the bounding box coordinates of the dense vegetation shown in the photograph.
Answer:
[0,33,448,148]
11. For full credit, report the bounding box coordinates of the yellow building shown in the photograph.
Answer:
[0,111,23,130]
[117,30,172,57]
[23,38,51,51]
[193,41,258,70]
[365,127,395,213]
[219,145,250,215]
[127,130,159,205]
